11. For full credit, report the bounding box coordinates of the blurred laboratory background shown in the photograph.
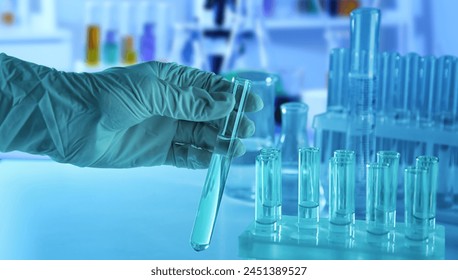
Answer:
[0,0,457,260]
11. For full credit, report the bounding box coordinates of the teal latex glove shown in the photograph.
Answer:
[0,53,263,168]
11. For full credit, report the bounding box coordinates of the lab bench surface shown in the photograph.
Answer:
[0,159,457,260]
[0,159,251,260]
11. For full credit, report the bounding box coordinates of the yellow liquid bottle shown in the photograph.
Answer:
[86,25,100,66]
[122,36,137,65]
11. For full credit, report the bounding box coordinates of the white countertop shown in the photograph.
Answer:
[0,158,456,260]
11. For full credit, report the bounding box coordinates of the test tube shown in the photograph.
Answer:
[404,166,429,241]
[435,57,456,210]
[329,150,356,226]
[327,48,350,114]
[415,156,438,231]
[190,78,251,251]
[377,52,400,119]
[298,147,320,228]
[255,148,282,234]
[405,53,421,122]
[376,151,400,223]
[434,145,454,209]
[434,56,454,128]
[391,53,421,123]
[417,56,436,127]
[366,162,391,235]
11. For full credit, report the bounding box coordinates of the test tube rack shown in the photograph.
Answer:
[238,217,445,260]
[314,101,458,224]
[238,147,444,260]
[319,47,458,224]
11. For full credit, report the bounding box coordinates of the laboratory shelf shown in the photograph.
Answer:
[264,11,404,30]
[0,27,70,42]
[239,217,445,260]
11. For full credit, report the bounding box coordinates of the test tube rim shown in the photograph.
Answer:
[415,155,439,166]
[404,166,428,175]
[376,150,400,159]
[257,148,281,161]
[234,71,278,87]
[333,149,356,160]
[298,146,320,154]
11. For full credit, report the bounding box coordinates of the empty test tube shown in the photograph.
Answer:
[190,78,251,251]
[327,48,350,114]
[377,52,400,118]
[404,53,421,122]
[255,148,282,234]
[417,56,436,127]
[376,151,400,224]
[392,53,420,123]
[434,56,455,127]
[298,147,320,228]
[329,150,356,226]
[415,156,439,231]
[366,162,391,235]
[404,166,429,241]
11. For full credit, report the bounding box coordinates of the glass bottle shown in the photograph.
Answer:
[277,102,309,215]
[103,30,119,65]
[84,1,101,67]
[140,23,156,62]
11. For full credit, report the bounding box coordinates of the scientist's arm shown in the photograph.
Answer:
[0,53,262,168]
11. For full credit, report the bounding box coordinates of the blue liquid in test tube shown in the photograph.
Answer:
[190,78,251,251]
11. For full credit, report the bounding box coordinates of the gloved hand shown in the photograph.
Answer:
[0,53,263,168]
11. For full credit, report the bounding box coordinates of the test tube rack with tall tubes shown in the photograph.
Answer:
[239,7,446,260]
[314,50,458,225]
[238,148,445,260]
[313,6,458,224]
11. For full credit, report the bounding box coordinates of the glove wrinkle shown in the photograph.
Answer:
[38,93,66,157]
[0,95,36,151]
[0,53,256,169]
